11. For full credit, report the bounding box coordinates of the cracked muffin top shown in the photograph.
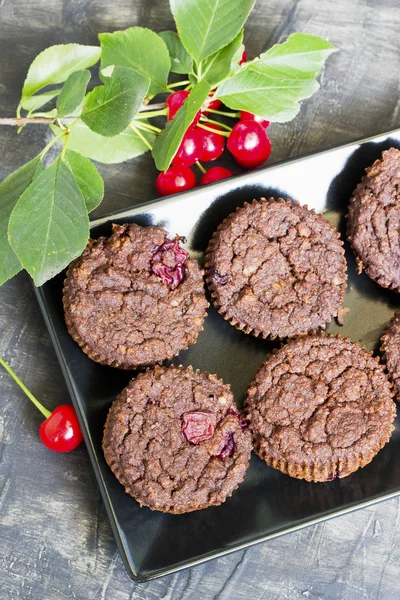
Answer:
[381,311,400,400]
[102,365,252,513]
[347,147,400,292]
[63,223,208,369]
[205,197,348,339]
[244,334,396,482]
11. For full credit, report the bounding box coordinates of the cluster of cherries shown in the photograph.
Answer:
[156,87,272,197]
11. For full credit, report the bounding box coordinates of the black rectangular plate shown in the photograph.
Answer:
[35,128,400,581]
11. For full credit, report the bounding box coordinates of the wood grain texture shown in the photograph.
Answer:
[1,0,400,598]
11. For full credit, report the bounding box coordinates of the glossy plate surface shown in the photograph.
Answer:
[35,129,400,581]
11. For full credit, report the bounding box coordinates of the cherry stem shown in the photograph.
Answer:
[133,120,161,134]
[196,161,207,174]
[0,357,51,419]
[201,117,232,132]
[40,129,67,158]
[205,108,240,118]
[197,123,230,137]
[130,124,153,151]
[167,80,190,89]
[138,102,165,112]
[135,109,168,119]
[60,131,70,160]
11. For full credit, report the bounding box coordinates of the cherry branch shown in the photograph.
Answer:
[0,117,57,126]
[0,102,167,127]
[139,102,165,112]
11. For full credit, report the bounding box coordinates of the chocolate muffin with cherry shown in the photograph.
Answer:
[244,334,396,482]
[63,223,208,369]
[103,365,252,513]
[205,197,348,339]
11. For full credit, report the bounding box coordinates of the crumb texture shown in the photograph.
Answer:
[63,223,208,369]
[206,198,347,339]
[245,335,396,482]
[381,311,400,399]
[348,147,400,291]
[103,366,252,513]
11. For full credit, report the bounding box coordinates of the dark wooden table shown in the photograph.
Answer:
[1,1,400,598]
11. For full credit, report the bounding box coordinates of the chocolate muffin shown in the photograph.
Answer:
[205,198,347,339]
[63,223,208,369]
[103,365,252,513]
[244,334,396,482]
[347,147,400,291]
[381,311,400,399]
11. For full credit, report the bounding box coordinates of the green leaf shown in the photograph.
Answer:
[152,80,211,171]
[63,150,104,212]
[200,30,243,86]
[215,69,318,122]
[99,27,171,95]
[215,34,336,122]
[50,121,154,164]
[21,90,61,113]
[159,31,193,75]
[21,44,101,107]
[0,157,44,285]
[101,65,115,78]
[32,109,58,119]
[170,0,255,62]
[8,157,90,286]
[81,66,150,137]
[56,69,91,117]
[250,33,337,80]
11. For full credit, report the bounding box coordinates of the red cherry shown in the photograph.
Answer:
[200,166,234,185]
[39,405,84,452]
[227,121,272,169]
[166,91,201,126]
[240,110,270,129]
[156,166,196,196]
[197,125,225,162]
[0,357,83,453]
[166,91,190,120]
[172,127,203,167]
[239,49,248,65]
[202,93,222,113]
